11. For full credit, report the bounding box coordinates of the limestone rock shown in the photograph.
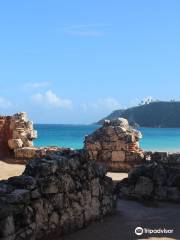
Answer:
[84,118,144,172]
[0,112,37,158]
[8,139,23,150]
[110,118,129,128]
[111,151,125,162]
[14,147,37,159]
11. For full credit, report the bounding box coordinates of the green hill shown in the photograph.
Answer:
[97,101,180,127]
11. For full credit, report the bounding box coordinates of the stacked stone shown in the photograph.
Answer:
[14,146,71,161]
[84,118,144,172]
[7,112,37,150]
[115,162,180,202]
[0,149,115,240]
[0,116,12,158]
[145,151,180,165]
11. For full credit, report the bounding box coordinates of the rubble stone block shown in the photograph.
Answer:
[14,147,37,159]
[8,139,23,150]
[84,118,144,171]
[0,112,38,158]
[111,151,126,162]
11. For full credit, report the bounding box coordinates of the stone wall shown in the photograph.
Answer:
[14,147,70,162]
[0,112,37,160]
[115,162,180,202]
[84,118,144,172]
[0,112,37,161]
[0,149,115,240]
[8,112,37,151]
[0,116,12,158]
[145,151,180,165]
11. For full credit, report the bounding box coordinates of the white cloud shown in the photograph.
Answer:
[64,24,110,37]
[82,98,121,112]
[32,90,72,109]
[25,81,50,89]
[0,97,12,108]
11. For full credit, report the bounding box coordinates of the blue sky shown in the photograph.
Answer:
[0,0,180,123]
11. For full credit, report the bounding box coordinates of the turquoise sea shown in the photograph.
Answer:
[34,124,180,152]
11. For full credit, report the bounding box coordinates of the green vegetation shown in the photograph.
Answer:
[97,101,180,127]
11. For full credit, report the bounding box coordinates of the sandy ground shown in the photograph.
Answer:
[60,200,180,240]
[107,172,128,181]
[0,160,25,180]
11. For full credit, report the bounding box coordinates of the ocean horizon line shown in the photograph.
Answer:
[34,123,99,126]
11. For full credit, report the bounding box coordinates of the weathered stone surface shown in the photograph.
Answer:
[8,139,23,150]
[0,149,115,239]
[115,162,180,202]
[0,215,15,238]
[145,151,180,166]
[14,147,37,159]
[84,118,144,172]
[8,175,37,190]
[111,151,125,162]
[0,112,37,159]
[134,176,154,197]
[10,113,37,148]
[6,189,30,204]
[0,116,13,158]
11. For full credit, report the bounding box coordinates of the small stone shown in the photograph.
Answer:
[14,147,37,159]
[49,211,59,229]
[8,176,37,190]
[0,215,15,237]
[134,176,154,198]
[31,189,41,199]
[6,189,30,204]
[91,178,100,197]
[8,139,23,150]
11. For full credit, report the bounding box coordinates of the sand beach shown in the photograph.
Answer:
[0,160,25,180]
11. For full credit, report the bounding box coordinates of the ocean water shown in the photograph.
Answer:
[34,124,180,152]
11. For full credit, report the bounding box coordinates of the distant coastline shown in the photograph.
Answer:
[97,101,180,128]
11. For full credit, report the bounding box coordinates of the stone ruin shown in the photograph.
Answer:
[115,162,180,202]
[0,112,37,159]
[2,113,180,172]
[8,113,37,150]
[0,116,12,158]
[1,113,145,171]
[0,149,115,240]
[1,114,180,239]
[145,151,180,166]
[0,112,75,162]
[84,118,144,172]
